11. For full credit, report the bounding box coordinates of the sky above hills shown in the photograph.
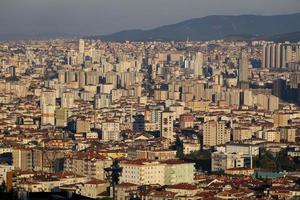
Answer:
[0,0,300,40]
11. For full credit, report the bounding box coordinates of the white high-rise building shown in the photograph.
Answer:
[242,90,253,106]
[40,90,56,108]
[265,44,271,68]
[262,44,266,68]
[78,71,86,88]
[61,92,74,108]
[94,94,112,109]
[296,45,300,63]
[281,44,286,68]
[78,39,85,64]
[40,90,56,126]
[193,52,203,77]
[254,94,279,111]
[275,44,281,68]
[262,43,297,69]
[286,45,293,64]
[79,39,85,54]
[41,105,56,125]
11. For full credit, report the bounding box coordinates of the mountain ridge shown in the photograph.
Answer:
[86,13,300,41]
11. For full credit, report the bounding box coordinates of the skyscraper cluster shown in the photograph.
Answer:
[262,42,300,68]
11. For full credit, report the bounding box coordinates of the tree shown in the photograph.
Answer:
[174,137,184,159]
[104,160,123,200]
[182,150,211,172]
[0,181,6,192]
[254,150,297,172]
[275,150,296,171]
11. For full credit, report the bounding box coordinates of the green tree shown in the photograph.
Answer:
[182,150,211,172]
[275,150,296,171]
[254,150,297,172]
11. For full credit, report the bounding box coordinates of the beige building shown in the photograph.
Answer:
[33,148,65,173]
[203,120,231,147]
[273,112,290,127]
[183,142,201,155]
[40,90,57,126]
[64,152,112,180]
[102,121,120,141]
[232,128,253,141]
[179,114,194,129]
[144,122,159,131]
[128,149,177,160]
[19,174,88,192]
[12,148,33,171]
[212,152,246,172]
[120,160,195,186]
[77,179,109,199]
[262,130,280,142]
[225,168,254,176]
[254,94,279,111]
[76,118,90,133]
[55,108,72,127]
[238,50,249,83]
[193,52,204,77]
[160,111,174,141]
[163,160,195,185]
[41,105,56,125]
[154,90,168,101]
[61,91,74,108]
[40,90,56,108]
[279,127,296,143]
[187,100,209,112]
[169,104,186,119]
[120,160,165,185]
[116,183,138,200]
[242,90,253,106]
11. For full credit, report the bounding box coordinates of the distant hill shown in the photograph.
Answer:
[86,13,300,42]
[264,32,300,43]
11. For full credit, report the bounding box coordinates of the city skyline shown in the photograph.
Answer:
[1,1,300,199]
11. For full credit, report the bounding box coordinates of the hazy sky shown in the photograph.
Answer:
[0,0,300,39]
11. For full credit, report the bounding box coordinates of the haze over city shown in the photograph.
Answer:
[1,0,300,39]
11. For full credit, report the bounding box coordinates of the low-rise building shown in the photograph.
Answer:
[120,159,195,185]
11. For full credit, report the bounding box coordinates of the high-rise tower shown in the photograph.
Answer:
[78,39,85,64]
[193,52,203,77]
[238,50,249,89]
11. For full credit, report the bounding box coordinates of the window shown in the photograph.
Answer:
[163,119,168,125]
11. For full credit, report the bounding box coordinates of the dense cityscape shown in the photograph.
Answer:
[0,38,299,199]
[4,2,300,200]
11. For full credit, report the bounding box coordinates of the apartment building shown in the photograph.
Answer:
[120,159,195,185]
[64,152,112,180]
